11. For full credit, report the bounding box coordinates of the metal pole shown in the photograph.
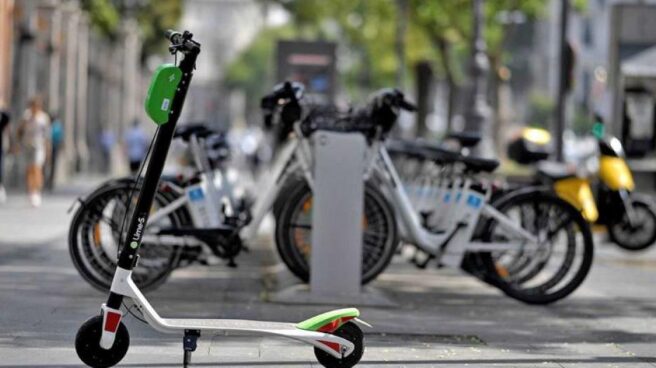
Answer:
[76,16,89,172]
[395,0,408,89]
[63,9,78,176]
[48,5,62,114]
[554,0,569,162]
[463,0,493,157]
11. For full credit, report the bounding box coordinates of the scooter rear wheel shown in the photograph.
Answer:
[314,322,364,368]
[75,315,129,368]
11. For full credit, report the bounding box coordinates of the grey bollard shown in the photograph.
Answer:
[310,131,365,296]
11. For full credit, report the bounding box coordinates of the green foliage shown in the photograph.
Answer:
[81,0,182,59]
[572,0,589,13]
[228,0,554,107]
[573,107,594,135]
[527,92,554,129]
[224,25,296,109]
[136,0,183,58]
[81,0,120,37]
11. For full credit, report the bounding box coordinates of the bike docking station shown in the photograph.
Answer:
[271,130,397,307]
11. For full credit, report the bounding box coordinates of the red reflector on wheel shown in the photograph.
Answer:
[104,311,121,333]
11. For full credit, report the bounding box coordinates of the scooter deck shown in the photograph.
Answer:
[162,318,297,332]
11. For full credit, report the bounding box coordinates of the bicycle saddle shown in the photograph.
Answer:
[173,123,216,141]
[459,155,500,173]
[415,140,462,164]
[447,131,482,148]
[536,161,577,181]
[386,139,432,160]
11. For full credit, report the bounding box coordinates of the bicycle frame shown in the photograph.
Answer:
[144,122,315,245]
[146,124,539,269]
[374,145,539,267]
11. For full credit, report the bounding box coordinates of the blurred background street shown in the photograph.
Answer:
[2,0,656,367]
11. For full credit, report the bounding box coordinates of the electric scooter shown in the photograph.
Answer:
[74,30,366,368]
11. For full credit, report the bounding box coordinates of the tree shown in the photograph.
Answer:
[224,25,296,115]
[134,0,183,59]
[81,0,182,60]
[229,0,580,145]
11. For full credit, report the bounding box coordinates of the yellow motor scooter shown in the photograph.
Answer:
[508,122,656,251]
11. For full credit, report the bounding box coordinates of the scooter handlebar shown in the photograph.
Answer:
[165,30,200,54]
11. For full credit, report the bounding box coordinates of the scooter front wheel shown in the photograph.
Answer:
[609,197,656,251]
[314,322,364,368]
[75,315,129,368]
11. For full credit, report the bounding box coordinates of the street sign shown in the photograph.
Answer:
[276,40,336,104]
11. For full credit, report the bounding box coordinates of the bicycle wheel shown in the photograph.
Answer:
[69,181,188,292]
[275,181,398,284]
[475,189,594,305]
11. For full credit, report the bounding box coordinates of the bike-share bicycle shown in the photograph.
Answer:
[275,89,594,305]
[75,31,366,368]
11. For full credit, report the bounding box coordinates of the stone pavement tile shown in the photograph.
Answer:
[530,342,656,367]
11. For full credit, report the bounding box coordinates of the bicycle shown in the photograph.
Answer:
[275,88,595,305]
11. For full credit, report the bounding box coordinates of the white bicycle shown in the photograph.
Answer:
[274,89,594,305]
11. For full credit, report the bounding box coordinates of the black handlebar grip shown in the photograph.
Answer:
[400,99,417,112]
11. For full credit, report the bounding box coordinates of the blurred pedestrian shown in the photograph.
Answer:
[99,128,116,173]
[124,119,148,174]
[47,112,63,191]
[0,99,10,204]
[17,96,50,207]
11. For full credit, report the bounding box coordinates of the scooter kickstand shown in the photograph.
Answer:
[183,330,201,367]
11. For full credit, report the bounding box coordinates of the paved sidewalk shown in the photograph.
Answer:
[0,175,107,245]
[0,188,655,367]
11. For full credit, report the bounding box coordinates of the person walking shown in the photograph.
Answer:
[47,112,63,191]
[0,99,10,204]
[17,96,50,207]
[124,119,148,175]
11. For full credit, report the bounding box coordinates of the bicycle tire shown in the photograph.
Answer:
[473,188,594,305]
[274,181,398,284]
[68,180,189,292]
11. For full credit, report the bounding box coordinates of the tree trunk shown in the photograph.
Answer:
[415,61,433,137]
[488,54,503,158]
[433,37,457,132]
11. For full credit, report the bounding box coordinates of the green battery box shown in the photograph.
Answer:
[144,64,182,125]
